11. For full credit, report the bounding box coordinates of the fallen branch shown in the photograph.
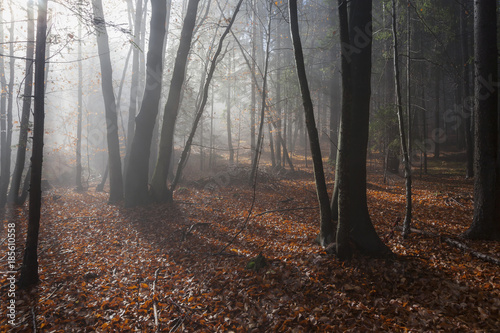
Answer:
[31,306,37,333]
[152,267,160,332]
[181,223,211,241]
[404,227,500,266]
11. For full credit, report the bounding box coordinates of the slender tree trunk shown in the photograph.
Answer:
[124,0,143,171]
[275,23,282,170]
[8,0,35,205]
[0,7,12,208]
[463,0,500,240]
[124,0,167,206]
[249,1,272,186]
[76,4,84,191]
[392,0,412,238]
[434,67,441,158]
[96,159,108,192]
[92,0,124,202]
[171,0,244,192]
[289,0,334,247]
[150,0,200,202]
[18,0,48,289]
[226,54,234,163]
[250,0,257,161]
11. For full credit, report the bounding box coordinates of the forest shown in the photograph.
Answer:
[1,0,499,331]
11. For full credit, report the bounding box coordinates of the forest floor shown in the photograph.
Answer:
[1,158,500,332]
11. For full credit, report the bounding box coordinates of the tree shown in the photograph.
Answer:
[334,0,391,258]
[249,0,272,186]
[171,0,245,192]
[76,0,84,192]
[462,0,500,240]
[124,0,143,172]
[18,0,49,289]
[0,4,15,208]
[124,0,168,207]
[391,0,412,238]
[289,0,334,247]
[92,0,124,202]
[150,0,200,202]
[460,1,473,179]
[8,0,35,205]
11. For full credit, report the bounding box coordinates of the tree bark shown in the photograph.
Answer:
[150,0,200,202]
[8,0,35,205]
[335,0,391,258]
[124,0,143,172]
[92,0,124,202]
[124,0,167,207]
[391,0,412,238]
[18,0,48,289]
[462,0,500,240]
[289,0,334,247]
[460,2,474,179]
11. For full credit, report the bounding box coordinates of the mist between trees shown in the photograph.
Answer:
[0,0,499,297]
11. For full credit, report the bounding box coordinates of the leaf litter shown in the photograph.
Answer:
[1,169,499,332]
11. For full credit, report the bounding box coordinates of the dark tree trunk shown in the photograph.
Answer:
[434,68,441,158]
[124,0,167,207]
[289,0,334,247]
[92,0,124,202]
[335,0,391,258]
[8,0,35,205]
[462,0,500,240]
[150,0,200,202]
[461,2,474,179]
[18,0,48,289]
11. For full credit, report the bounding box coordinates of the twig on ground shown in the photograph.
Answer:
[182,223,211,241]
[31,306,37,333]
[404,227,500,266]
[152,267,160,332]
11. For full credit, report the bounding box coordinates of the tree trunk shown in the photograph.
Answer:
[249,1,272,186]
[0,6,14,208]
[461,3,474,179]
[391,0,412,238]
[289,0,334,247]
[171,0,244,192]
[8,0,35,205]
[150,0,200,202]
[124,0,143,172]
[124,0,167,207]
[226,54,234,163]
[462,0,500,240]
[335,0,391,258]
[18,0,48,289]
[92,0,124,202]
[434,67,441,158]
[76,5,84,192]
[250,0,257,161]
